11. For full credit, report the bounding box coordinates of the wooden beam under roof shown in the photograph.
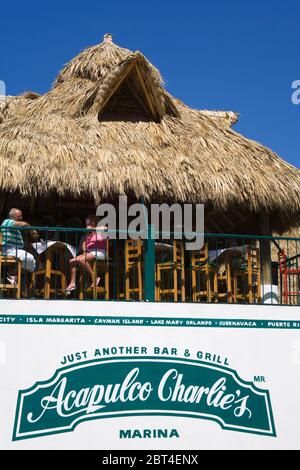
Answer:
[134,62,159,121]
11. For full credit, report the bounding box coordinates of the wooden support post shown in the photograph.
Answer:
[144,225,155,302]
[0,191,8,218]
[260,214,272,290]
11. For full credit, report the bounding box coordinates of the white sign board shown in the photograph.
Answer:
[0,300,299,450]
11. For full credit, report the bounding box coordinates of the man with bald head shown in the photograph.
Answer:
[1,208,36,279]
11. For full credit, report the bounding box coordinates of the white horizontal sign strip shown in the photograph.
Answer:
[0,299,299,320]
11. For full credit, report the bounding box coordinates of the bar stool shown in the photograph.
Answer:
[31,244,66,299]
[0,233,22,299]
[233,245,261,303]
[216,250,234,303]
[79,240,110,300]
[156,240,185,302]
[191,243,218,302]
[116,239,143,300]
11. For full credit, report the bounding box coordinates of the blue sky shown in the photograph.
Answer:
[1,0,299,168]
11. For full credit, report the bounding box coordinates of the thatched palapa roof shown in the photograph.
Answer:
[0,33,299,232]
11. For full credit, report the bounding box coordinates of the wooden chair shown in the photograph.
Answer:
[126,239,143,300]
[216,251,234,303]
[79,240,110,300]
[278,248,300,304]
[191,243,218,302]
[156,240,185,302]
[31,244,66,299]
[0,232,22,299]
[233,245,261,303]
[116,239,143,301]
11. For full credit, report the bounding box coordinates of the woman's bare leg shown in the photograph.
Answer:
[67,253,97,291]
[77,252,95,286]
[67,256,83,290]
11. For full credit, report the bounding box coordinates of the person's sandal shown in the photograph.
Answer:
[90,277,101,289]
[7,275,17,286]
[65,285,76,295]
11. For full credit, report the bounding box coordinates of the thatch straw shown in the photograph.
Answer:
[198,110,239,128]
[0,37,300,232]
[272,228,300,261]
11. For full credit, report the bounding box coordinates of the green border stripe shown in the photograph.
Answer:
[0,315,300,329]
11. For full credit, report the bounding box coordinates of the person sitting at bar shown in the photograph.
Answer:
[1,208,37,282]
[66,215,107,293]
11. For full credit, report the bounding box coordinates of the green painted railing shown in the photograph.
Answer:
[0,225,299,305]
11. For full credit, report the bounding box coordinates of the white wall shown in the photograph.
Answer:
[0,300,299,450]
